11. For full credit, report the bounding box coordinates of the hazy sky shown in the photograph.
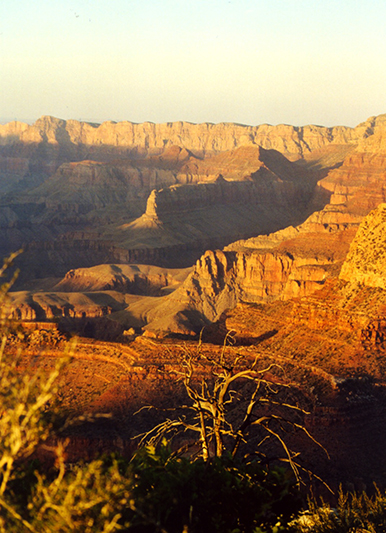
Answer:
[1,0,386,127]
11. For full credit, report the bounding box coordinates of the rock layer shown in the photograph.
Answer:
[5,143,322,279]
[339,203,386,289]
[138,221,356,336]
[4,112,386,311]
[0,115,370,160]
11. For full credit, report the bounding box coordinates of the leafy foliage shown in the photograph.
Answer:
[126,442,301,533]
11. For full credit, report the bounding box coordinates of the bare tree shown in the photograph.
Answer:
[138,332,325,482]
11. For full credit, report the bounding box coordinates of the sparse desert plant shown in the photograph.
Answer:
[0,370,131,533]
[289,486,386,532]
[138,333,325,485]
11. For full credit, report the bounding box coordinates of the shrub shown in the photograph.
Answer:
[124,442,302,533]
[290,486,386,532]
[0,335,134,532]
[0,254,130,532]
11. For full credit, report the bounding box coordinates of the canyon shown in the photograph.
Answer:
[3,112,386,491]
[3,112,386,337]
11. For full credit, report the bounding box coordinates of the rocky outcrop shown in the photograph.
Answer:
[219,204,386,371]
[110,199,386,338]
[54,263,192,295]
[226,203,362,253]
[143,177,311,220]
[2,142,321,275]
[153,202,386,338]
[224,272,386,372]
[117,146,320,266]
[178,145,312,182]
[316,152,386,214]
[6,290,129,322]
[139,227,354,337]
[339,203,386,289]
[17,144,314,212]
[1,114,385,201]
[137,188,368,337]
[315,116,386,215]
[4,112,386,290]
[28,148,201,209]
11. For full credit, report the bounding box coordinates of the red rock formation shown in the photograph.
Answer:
[316,117,386,216]
[140,218,357,336]
[339,203,386,289]
[4,112,386,311]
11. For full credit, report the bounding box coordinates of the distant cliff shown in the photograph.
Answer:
[3,112,386,288]
[5,143,321,278]
[313,114,386,214]
[0,114,376,161]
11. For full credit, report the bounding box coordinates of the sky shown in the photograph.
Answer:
[1,0,386,128]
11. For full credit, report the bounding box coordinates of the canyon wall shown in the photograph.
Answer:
[0,113,382,198]
[4,143,322,279]
[148,203,386,337]
[139,223,355,336]
[340,203,386,289]
[223,204,386,372]
[3,112,386,297]
[315,115,386,214]
[0,115,368,160]
[140,199,386,336]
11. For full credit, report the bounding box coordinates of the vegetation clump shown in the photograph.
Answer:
[126,442,301,533]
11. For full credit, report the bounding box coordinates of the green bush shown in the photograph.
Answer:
[124,442,302,533]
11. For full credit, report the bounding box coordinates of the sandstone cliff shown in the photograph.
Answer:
[0,115,366,161]
[22,145,314,217]
[224,203,386,374]
[136,190,386,336]
[0,114,379,206]
[6,143,322,280]
[1,114,385,201]
[339,203,386,288]
[178,145,311,182]
[15,187,385,336]
[144,201,386,338]
[315,115,386,215]
[138,220,356,337]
